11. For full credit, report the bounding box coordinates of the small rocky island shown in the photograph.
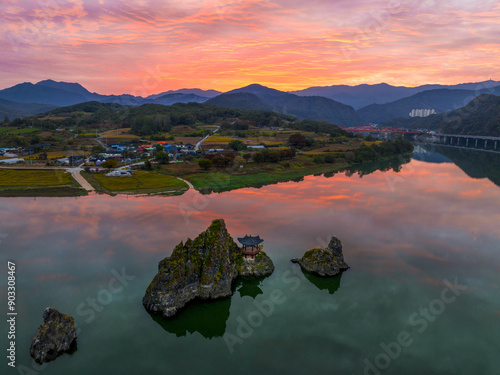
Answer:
[30,307,77,364]
[291,235,349,277]
[143,219,274,318]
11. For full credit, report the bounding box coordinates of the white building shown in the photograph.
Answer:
[409,109,436,118]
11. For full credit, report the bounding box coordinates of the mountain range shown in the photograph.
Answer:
[290,80,500,109]
[1,79,499,128]
[207,84,364,126]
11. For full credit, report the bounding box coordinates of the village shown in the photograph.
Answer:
[0,113,414,197]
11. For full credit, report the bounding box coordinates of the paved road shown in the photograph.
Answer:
[195,126,219,151]
[66,167,95,191]
[175,177,194,190]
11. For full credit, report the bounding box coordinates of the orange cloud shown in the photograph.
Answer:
[1,0,500,94]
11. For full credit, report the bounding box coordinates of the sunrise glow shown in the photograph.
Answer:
[1,0,500,94]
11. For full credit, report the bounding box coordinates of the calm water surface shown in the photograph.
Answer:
[1,148,500,375]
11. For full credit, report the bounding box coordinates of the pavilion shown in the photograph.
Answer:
[237,235,263,259]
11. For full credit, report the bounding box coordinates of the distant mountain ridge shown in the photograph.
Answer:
[0,81,101,107]
[0,80,216,118]
[218,84,364,126]
[291,80,500,109]
[206,92,274,111]
[147,88,221,99]
[1,79,500,127]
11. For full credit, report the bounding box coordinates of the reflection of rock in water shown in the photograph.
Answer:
[235,278,264,299]
[303,271,344,295]
[149,297,231,339]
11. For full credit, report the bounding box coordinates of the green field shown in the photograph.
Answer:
[0,127,40,135]
[90,171,188,194]
[0,169,72,186]
[185,159,350,193]
[0,169,87,197]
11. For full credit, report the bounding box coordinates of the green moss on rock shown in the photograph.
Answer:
[291,236,349,277]
[30,308,77,364]
[143,219,274,318]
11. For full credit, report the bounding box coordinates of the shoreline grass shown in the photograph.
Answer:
[184,160,351,193]
[0,169,87,197]
[83,170,189,195]
[0,186,87,197]
[0,169,72,187]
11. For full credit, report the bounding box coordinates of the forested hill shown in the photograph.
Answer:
[382,94,500,136]
[214,84,365,127]
[15,101,349,137]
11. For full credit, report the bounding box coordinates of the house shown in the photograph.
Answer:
[106,170,131,177]
[164,144,179,154]
[248,145,266,150]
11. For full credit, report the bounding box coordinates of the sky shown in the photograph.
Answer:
[1,0,500,95]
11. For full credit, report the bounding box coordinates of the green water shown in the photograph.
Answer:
[1,149,500,374]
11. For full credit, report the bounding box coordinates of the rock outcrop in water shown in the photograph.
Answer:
[143,219,274,318]
[237,252,274,277]
[30,308,77,364]
[291,235,349,277]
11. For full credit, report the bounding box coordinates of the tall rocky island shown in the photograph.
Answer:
[291,235,349,277]
[143,219,274,318]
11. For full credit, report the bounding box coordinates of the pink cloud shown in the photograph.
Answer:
[0,0,500,93]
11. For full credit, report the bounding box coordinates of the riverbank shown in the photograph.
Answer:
[0,152,413,197]
[81,170,189,196]
[0,169,87,197]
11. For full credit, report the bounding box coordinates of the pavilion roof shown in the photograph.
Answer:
[237,235,264,246]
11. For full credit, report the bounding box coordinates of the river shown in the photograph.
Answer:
[1,146,499,375]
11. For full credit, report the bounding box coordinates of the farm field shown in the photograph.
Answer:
[0,169,72,186]
[89,170,189,194]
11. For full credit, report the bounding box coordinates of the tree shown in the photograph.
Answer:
[198,158,212,170]
[102,159,118,169]
[144,160,153,170]
[155,144,164,153]
[228,139,247,151]
[156,150,169,164]
[324,154,335,164]
[288,133,306,148]
[212,156,227,168]
[92,145,105,154]
[252,151,265,163]
[243,153,252,162]
[313,155,325,164]
[3,115,9,124]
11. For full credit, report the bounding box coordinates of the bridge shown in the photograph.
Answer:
[420,133,500,151]
[337,125,499,151]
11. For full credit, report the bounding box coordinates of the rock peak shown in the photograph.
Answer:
[291,235,349,277]
[143,219,274,318]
